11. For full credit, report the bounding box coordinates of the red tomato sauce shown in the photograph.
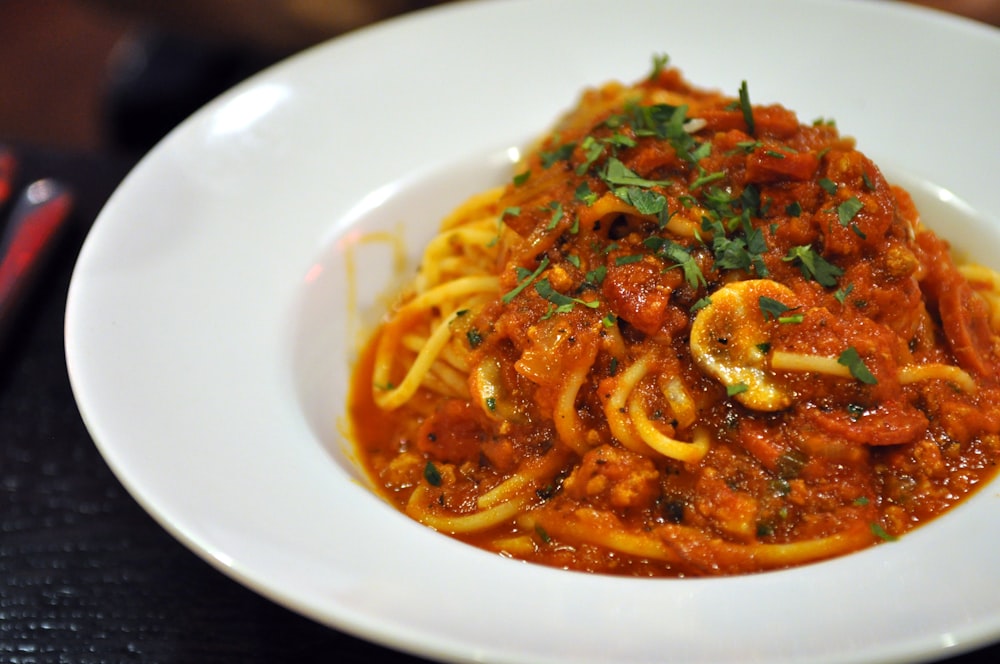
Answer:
[349,62,1000,576]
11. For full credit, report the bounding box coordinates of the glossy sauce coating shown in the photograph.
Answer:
[350,65,1000,576]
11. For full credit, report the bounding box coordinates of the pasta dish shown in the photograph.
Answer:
[348,57,1000,576]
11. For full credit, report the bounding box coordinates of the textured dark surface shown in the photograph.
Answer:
[0,143,997,664]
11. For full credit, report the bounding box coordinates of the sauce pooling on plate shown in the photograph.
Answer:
[348,57,1000,576]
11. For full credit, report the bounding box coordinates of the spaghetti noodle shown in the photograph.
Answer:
[348,58,1000,576]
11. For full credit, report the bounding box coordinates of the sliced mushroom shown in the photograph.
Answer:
[690,279,796,411]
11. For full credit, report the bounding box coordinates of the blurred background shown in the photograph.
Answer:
[1,0,998,158]
[0,0,444,157]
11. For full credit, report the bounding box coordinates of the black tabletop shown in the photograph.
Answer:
[0,141,997,664]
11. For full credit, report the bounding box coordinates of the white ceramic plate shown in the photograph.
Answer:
[65,1,1000,662]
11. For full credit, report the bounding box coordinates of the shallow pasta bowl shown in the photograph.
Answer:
[65,0,1000,662]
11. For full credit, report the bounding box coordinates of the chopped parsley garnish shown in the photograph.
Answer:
[501,206,521,219]
[690,169,726,191]
[602,157,671,188]
[585,265,607,286]
[534,524,553,544]
[759,296,795,321]
[649,53,670,80]
[423,461,442,487]
[783,245,843,288]
[534,278,600,313]
[616,186,667,215]
[485,396,497,412]
[540,141,576,168]
[691,296,712,313]
[738,80,755,136]
[545,201,565,230]
[644,237,706,288]
[838,346,878,384]
[614,254,644,266]
[870,522,897,542]
[575,181,598,205]
[727,382,749,397]
[785,201,802,217]
[576,136,605,175]
[466,328,483,348]
[513,171,531,186]
[502,256,550,303]
[615,102,705,164]
[837,196,864,226]
[702,213,769,277]
[834,283,855,304]
[819,178,838,195]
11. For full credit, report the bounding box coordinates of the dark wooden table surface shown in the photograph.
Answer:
[0,141,996,664]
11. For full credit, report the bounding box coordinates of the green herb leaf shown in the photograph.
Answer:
[837,346,878,384]
[649,53,670,80]
[870,522,897,542]
[545,201,565,230]
[690,170,726,191]
[614,253,644,266]
[837,196,864,226]
[738,80,755,136]
[691,296,712,313]
[644,237,706,289]
[576,136,605,175]
[423,461,442,487]
[617,186,667,215]
[502,257,550,303]
[513,171,531,186]
[602,157,671,188]
[727,382,749,397]
[575,181,598,205]
[584,265,607,287]
[713,235,753,272]
[540,142,576,168]
[534,278,599,310]
[783,245,843,288]
[834,283,855,304]
[466,328,483,348]
[759,295,794,321]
